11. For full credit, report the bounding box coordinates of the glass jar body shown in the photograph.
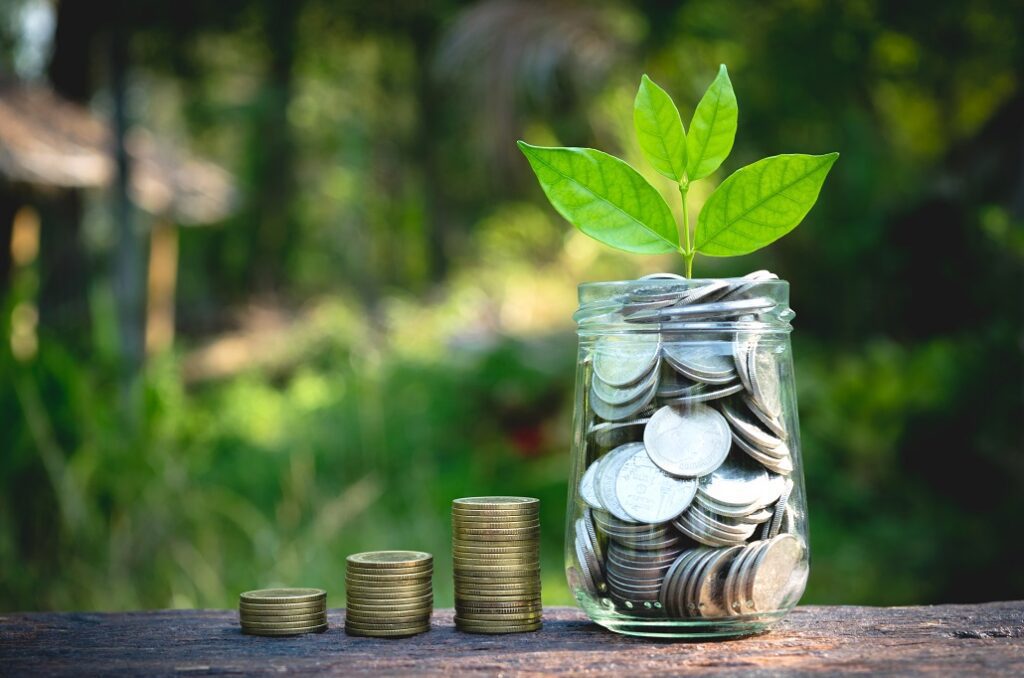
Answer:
[565,277,809,638]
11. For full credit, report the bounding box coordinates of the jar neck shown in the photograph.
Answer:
[575,277,794,336]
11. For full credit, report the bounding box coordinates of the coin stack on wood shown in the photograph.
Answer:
[238,588,328,636]
[452,497,543,634]
[344,551,433,637]
[572,271,807,618]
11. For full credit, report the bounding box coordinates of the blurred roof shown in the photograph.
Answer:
[0,80,236,225]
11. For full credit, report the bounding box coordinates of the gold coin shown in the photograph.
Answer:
[454,593,542,604]
[452,536,540,548]
[345,611,431,625]
[454,573,540,583]
[239,611,327,624]
[345,593,433,609]
[454,619,542,634]
[346,561,433,576]
[456,602,544,614]
[454,585,541,597]
[346,581,430,594]
[346,577,430,585]
[344,602,432,614]
[345,592,433,605]
[239,601,326,614]
[453,497,539,510]
[453,540,539,551]
[242,623,328,636]
[455,611,542,621]
[345,624,429,638]
[239,588,326,604]
[344,622,432,634]
[346,583,432,596]
[452,514,540,525]
[454,522,539,532]
[453,560,540,570]
[241,617,328,630]
[346,551,432,569]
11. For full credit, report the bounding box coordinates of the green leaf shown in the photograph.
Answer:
[695,152,839,256]
[686,64,738,181]
[517,141,680,254]
[633,74,687,181]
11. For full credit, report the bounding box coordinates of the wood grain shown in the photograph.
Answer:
[1,603,1022,676]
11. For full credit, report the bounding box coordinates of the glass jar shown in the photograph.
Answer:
[565,273,809,638]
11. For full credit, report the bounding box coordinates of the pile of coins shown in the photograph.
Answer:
[571,271,806,618]
[344,551,433,637]
[452,497,542,633]
[238,588,327,636]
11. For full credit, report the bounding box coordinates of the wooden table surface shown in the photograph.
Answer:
[2,603,1022,676]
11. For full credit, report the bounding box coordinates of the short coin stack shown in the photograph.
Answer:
[452,497,542,634]
[238,588,327,636]
[344,551,433,637]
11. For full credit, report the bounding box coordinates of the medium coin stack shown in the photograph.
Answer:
[344,551,433,637]
[571,271,807,618]
[452,497,542,634]
[238,588,327,636]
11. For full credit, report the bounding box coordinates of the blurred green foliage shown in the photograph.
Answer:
[1,0,1022,612]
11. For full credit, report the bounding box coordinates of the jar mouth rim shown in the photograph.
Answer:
[579,277,788,291]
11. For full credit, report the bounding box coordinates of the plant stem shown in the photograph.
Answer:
[678,183,695,277]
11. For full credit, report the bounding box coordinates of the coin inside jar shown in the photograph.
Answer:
[644,404,732,477]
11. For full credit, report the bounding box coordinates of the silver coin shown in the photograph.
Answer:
[621,297,680,316]
[663,549,707,616]
[762,478,794,540]
[578,459,603,509]
[591,362,660,405]
[725,541,766,615]
[614,445,697,524]
[575,518,605,590]
[592,335,661,387]
[587,418,650,448]
[574,537,600,596]
[644,405,732,478]
[582,509,605,576]
[606,546,681,571]
[672,515,741,547]
[746,336,782,417]
[685,505,758,536]
[656,367,699,397]
[593,444,643,522]
[694,545,744,618]
[721,270,779,301]
[591,511,661,536]
[695,493,762,519]
[733,335,753,392]
[662,343,737,384]
[733,507,773,525]
[626,297,776,323]
[732,432,794,475]
[742,394,788,440]
[698,453,771,508]
[676,280,731,305]
[590,379,658,422]
[735,541,771,614]
[720,398,787,453]
[688,548,730,616]
[745,534,804,612]
[658,381,744,406]
[659,551,693,616]
[615,535,682,553]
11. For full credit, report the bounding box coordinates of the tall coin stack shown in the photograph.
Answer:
[238,588,328,636]
[344,551,433,637]
[452,496,543,634]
